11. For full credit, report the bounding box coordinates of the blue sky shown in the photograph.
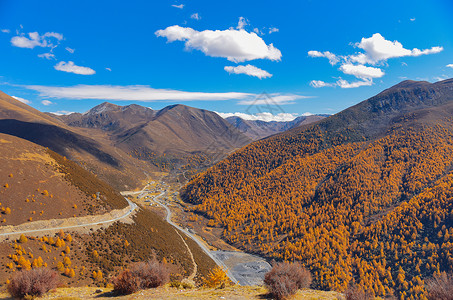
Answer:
[1,0,452,121]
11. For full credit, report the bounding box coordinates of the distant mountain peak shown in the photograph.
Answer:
[84,102,120,115]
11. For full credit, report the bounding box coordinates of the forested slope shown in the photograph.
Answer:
[181,79,453,298]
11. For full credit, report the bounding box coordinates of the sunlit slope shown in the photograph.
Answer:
[181,79,453,298]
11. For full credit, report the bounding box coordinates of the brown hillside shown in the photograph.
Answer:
[181,79,453,298]
[0,91,153,190]
[0,134,216,289]
[0,133,114,226]
[55,102,252,172]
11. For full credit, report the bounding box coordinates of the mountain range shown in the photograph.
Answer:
[225,114,327,140]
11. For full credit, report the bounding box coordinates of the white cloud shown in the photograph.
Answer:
[38,53,56,60]
[339,64,384,79]
[410,18,416,21]
[11,31,63,49]
[23,84,307,105]
[54,61,96,75]
[106,67,112,71]
[237,17,248,30]
[216,111,300,122]
[41,100,53,106]
[269,27,279,34]
[336,78,373,88]
[434,75,448,82]
[1,29,10,34]
[65,47,75,53]
[50,110,74,115]
[224,64,272,79]
[172,4,184,9]
[308,50,339,65]
[238,93,308,105]
[190,13,201,20]
[309,33,443,88]
[447,64,453,68]
[155,25,281,63]
[11,96,31,104]
[310,80,334,88]
[351,33,443,65]
[24,84,253,101]
[310,78,372,89]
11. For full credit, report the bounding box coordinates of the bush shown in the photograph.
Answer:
[112,259,169,295]
[8,268,59,299]
[264,262,312,300]
[426,272,453,300]
[345,283,374,300]
[202,266,231,288]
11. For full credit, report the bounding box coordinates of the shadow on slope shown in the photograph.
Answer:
[0,119,120,168]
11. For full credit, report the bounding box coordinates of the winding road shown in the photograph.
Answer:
[0,197,137,239]
[149,189,240,284]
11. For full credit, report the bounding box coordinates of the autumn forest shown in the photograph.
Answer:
[182,80,453,299]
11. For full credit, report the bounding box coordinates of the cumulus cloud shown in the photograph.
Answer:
[224,64,272,79]
[308,50,340,65]
[172,4,184,9]
[41,100,53,106]
[190,13,201,20]
[106,67,112,71]
[155,25,281,63]
[350,33,443,65]
[54,61,96,75]
[410,18,416,21]
[447,64,453,68]
[11,96,31,104]
[1,29,10,34]
[11,31,63,49]
[216,111,300,122]
[65,47,75,53]
[339,64,384,79]
[309,33,443,88]
[38,53,56,60]
[336,78,373,88]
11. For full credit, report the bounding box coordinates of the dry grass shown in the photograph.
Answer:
[0,285,344,299]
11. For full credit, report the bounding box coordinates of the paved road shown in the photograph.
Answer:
[148,188,240,284]
[0,197,137,238]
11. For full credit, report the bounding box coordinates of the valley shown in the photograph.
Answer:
[124,176,272,286]
[2,79,453,299]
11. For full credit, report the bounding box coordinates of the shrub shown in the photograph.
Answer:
[264,262,312,300]
[112,259,169,295]
[202,266,231,288]
[426,271,453,300]
[345,283,374,300]
[7,268,59,299]
[18,234,28,244]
